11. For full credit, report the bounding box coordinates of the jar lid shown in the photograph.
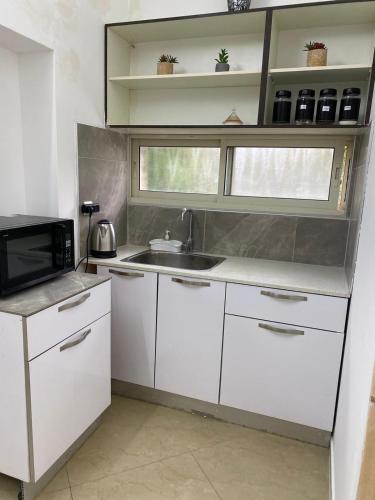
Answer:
[299,89,315,97]
[343,88,361,96]
[276,90,291,98]
[320,88,337,97]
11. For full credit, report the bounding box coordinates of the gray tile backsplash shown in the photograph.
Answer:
[294,218,348,267]
[128,204,350,267]
[204,212,297,262]
[78,124,128,255]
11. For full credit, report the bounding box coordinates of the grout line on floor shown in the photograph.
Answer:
[191,452,223,500]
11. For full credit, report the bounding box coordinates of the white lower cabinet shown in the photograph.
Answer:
[220,315,344,431]
[29,314,111,480]
[97,267,157,387]
[155,274,226,403]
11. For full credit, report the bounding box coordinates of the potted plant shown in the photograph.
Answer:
[215,49,230,72]
[304,41,327,67]
[157,54,179,75]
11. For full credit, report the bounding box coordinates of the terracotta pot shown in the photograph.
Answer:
[157,62,173,75]
[307,48,327,67]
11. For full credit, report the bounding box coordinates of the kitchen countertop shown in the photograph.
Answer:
[0,272,110,318]
[89,245,351,298]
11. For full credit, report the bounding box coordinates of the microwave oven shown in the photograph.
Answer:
[0,215,74,296]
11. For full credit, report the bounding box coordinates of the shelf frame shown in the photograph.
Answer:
[105,0,375,129]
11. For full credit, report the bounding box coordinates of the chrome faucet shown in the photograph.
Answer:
[181,208,193,253]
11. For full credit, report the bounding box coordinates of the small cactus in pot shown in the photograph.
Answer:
[215,48,230,72]
[304,41,327,67]
[157,54,179,75]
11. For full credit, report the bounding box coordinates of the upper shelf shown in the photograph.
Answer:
[109,70,262,90]
[269,64,372,84]
[109,10,266,43]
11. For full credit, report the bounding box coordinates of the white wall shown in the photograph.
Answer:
[332,112,375,499]
[0,45,26,215]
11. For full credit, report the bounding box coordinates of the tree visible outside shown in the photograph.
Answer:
[139,145,335,201]
[140,146,220,194]
[230,147,334,200]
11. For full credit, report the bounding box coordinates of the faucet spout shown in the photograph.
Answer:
[181,208,193,253]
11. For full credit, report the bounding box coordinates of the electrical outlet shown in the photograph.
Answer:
[81,201,100,215]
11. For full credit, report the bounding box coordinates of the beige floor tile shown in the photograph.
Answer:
[0,473,20,500]
[67,397,251,487]
[42,468,70,493]
[193,432,329,500]
[70,453,219,500]
[36,488,72,500]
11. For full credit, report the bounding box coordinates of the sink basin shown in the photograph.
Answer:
[122,251,225,271]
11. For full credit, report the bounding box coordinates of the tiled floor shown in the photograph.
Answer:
[0,396,329,500]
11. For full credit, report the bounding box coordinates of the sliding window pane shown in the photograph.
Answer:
[227,147,335,200]
[140,146,220,195]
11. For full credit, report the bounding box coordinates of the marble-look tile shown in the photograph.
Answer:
[294,218,349,266]
[37,488,72,500]
[0,473,20,500]
[67,396,249,486]
[70,453,219,500]
[77,124,126,162]
[193,432,329,500]
[128,205,204,252]
[79,158,127,255]
[345,218,359,286]
[204,211,297,262]
[42,468,70,494]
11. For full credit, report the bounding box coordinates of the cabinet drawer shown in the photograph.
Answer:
[29,314,111,480]
[220,315,343,431]
[27,281,111,360]
[226,283,347,332]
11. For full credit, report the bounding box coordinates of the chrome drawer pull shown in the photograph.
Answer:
[261,290,307,302]
[172,277,210,287]
[58,292,91,312]
[60,328,91,352]
[109,269,144,278]
[258,323,304,336]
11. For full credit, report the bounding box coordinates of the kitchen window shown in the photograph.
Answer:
[131,137,352,216]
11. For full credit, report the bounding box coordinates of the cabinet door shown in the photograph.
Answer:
[155,275,225,403]
[29,314,111,480]
[97,266,157,387]
[220,315,343,431]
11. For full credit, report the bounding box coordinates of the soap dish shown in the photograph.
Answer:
[149,239,182,253]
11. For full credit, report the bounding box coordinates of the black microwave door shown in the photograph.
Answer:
[0,224,64,291]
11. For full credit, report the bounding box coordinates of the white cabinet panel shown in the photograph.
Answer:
[97,266,157,387]
[27,281,111,360]
[220,315,343,431]
[29,314,111,480]
[226,283,348,332]
[155,275,225,403]
[0,313,29,481]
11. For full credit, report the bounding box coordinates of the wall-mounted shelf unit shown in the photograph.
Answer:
[105,0,375,129]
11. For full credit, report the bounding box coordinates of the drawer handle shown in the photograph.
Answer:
[109,269,144,278]
[172,277,210,287]
[260,290,307,302]
[60,328,91,352]
[58,292,91,312]
[258,323,304,336]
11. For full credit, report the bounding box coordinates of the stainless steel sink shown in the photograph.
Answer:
[122,251,225,271]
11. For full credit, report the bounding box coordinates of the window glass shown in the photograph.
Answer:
[139,146,221,195]
[227,147,335,200]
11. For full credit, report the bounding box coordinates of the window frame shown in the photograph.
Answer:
[130,135,353,217]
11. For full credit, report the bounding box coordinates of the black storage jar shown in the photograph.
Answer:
[295,89,315,125]
[272,90,292,124]
[316,88,337,124]
[339,88,361,125]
